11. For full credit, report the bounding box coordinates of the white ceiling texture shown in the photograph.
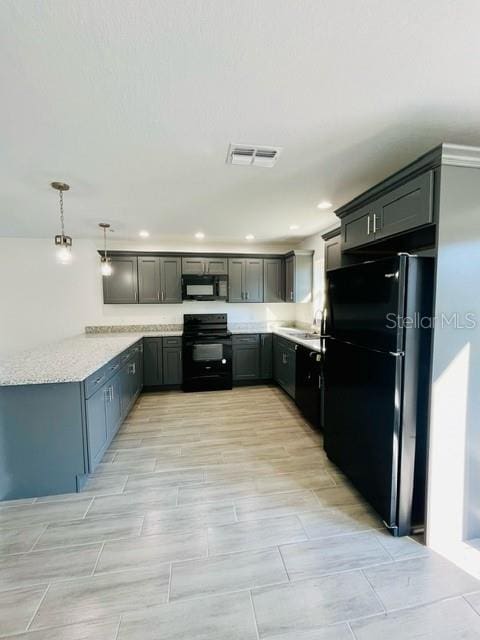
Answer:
[1,0,480,245]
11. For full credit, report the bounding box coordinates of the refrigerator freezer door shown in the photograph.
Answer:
[326,255,406,353]
[323,338,406,531]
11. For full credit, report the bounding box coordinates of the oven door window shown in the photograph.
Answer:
[193,343,223,361]
[186,284,214,297]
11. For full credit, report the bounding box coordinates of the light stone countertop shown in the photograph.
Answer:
[0,331,181,387]
[0,326,320,387]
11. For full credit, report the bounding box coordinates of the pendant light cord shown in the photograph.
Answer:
[59,190,65,236]
[103,227,107,259]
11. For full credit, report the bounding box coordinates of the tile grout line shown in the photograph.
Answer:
[91,541,105,575]
[248,589,261,640]
[28,525,49,552]
[277,545,292,582]
[25,583,50,631]
[166,561,173,603]
[360,567,387,613]
[114,615,122,640]
[82,497,95,519]
[347,621,358,639]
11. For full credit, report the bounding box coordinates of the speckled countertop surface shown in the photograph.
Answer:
[0,331,180,387]
[0,324,320,387]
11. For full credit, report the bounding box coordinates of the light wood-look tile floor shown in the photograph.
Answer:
[1,385,480,639]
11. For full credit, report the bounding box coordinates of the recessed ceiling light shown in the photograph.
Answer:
[195,232,205,239]
[139,230,150,238]
[245,234,255,240]
[317,201,332,210]
[289,224,299,230]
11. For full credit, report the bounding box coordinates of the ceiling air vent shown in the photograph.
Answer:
[226,144,282,167]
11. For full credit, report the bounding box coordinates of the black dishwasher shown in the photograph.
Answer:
[295,344,323,429]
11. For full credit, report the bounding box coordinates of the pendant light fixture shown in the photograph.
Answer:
[51,182,73,264]
[99,223,113,276]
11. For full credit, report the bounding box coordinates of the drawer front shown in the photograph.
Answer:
[104,356,122,381]
[163,336,182,347]
[232,334,260,345]
[84,366,108,399]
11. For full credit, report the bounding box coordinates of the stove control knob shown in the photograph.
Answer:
[221,358,227,364]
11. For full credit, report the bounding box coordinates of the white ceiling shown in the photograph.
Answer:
[2,0,480,245]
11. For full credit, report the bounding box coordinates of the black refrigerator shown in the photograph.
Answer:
[323,254,434,536]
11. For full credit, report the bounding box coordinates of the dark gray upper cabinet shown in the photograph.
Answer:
[137,256,181,304]
[228,258,264,302]
[103,256,138,304]
[284,251,313,303]
[205,258,228,275]
[143,338,163,386]
[163,346,182,385]
[375,171,433,240]
[322,228,342,271]
[232,334,260,381]
[260,333,273,379]
[342,204,376,251]
[244,258,263,302]
[263,258,284,302]
[338,166,436,252]
[138,256,160,303]
[228,258,244,302]
[160,257,182,303]
[182,256,227,275]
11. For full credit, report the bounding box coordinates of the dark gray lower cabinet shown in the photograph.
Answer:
[163,346,182,385]
[85,385,109,470]
[273,335,297,399]
[143,338,163,386]
[260,333,273,379]
[232,335,260,381]
[231,333,273,383]
[143,337,182,387]
[105,375,122,438]
[0,340,141,499]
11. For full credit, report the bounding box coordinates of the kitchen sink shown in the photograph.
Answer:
[300,333,321,340]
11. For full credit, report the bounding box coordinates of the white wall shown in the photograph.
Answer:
[0,238,102,356]
[426,165,480,578]
[0,237,298,356]
[294,231,327,327]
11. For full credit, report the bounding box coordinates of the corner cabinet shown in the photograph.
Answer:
[284,251,313,303]
[103,256,138,304]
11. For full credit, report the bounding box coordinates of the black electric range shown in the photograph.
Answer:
[182,314,232,392]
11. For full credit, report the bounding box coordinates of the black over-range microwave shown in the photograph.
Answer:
[182,274,228,301]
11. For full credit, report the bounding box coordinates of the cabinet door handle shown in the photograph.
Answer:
[373,213,377,234]
[290,290,293,301]
[367,215,371,235]
[161,291,165,301]
[245,291,249,301]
